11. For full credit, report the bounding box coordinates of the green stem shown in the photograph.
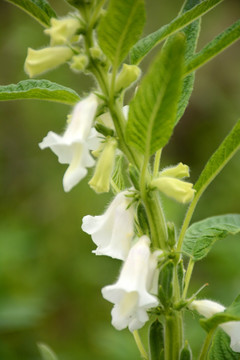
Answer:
[164,312,182,360]
[153,149,162,177]
[133,330,148,360]
[198,328,215,360]
[183,258,195,299]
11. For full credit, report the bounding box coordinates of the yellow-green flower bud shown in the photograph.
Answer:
[89,47,103,60]
[160,162,190,179]
[151,177,195,204]
[115,64,141,92]
[24,46,73,78]
[89,137,117,193]
[70,54,88,71]
[44,17,80,46]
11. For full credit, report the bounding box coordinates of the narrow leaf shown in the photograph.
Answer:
[183,214,240,261]
[126,34,185,156]
[208,329,240,360]
[194,119,240,197]
[38,343,58,360]
[185,19,240,75]
[111,155,126,193]
[0,80,80,105]
[130,0,222,65]
[176,0,201,123]
[98,0,145,68]
[5,0,56,27]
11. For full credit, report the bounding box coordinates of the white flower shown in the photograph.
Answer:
[81,191,134,260]
[39,94,99,192]
[102,236,159,332]
[190,299,240,352]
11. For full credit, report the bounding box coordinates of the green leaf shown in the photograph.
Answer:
[185,19,240,75]
[5,0,56,27]
[183,214,240,261]
[38,343,58,360]
[208,329,240,360]
[176,0,201,123]
[97,0,145,68]
[130,0,222,65]
[126,34,185,156]
[0,80,80,105]
[194,119,240,199]
[149,320,164,360]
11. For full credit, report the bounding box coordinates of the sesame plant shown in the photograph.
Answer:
[1,0,240,359]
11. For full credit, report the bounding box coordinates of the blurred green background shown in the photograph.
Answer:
[0,0,240,359]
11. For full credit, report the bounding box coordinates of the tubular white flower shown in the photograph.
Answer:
[81,191,134,260]
[39,94,99,192]
[102,236,159,332]
[190,299,240,352]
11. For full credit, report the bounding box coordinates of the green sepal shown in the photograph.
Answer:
[111,155,126,193]
[95,123,115,137]
[5,0,56,27]
[180,341,192,360]
[128,164,140,191]
[137,203,149,236]
[158,261,174,307]
[149,319,164,360]
[0,80,80,105]
[208,329,240,360]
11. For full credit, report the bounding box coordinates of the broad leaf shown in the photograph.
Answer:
[98,0,145,68]
[176,0,201,123]
[0,80,80,105]
[183,214,240,261]
[126,34,185,156]
[185,19,240,75]
[130,0,222,65]
[208,329,240,360]
[5,0,56,27]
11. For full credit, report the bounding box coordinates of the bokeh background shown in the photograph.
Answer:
[0,0,240,359]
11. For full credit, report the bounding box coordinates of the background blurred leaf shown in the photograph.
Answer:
[38,343,58,360]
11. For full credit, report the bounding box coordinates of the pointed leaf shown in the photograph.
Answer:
[0,80,80,105]
[185,19,240,75]
[176,0,201,123]
[126,34,185,156]
[5,0,56,27]
[130,0,223,65]
[208,329,240,360]
[38,343,58,360]
[183,214,240,261]
[98,0,145,68]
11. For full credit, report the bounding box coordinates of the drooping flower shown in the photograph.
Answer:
[39,94,99,192]
[24,46,73,78]
[101,236,159,332]
[189,299,240,352]
[81,191,134,260]
[88,137,117,193]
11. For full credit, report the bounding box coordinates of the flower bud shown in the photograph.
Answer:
[89,47,103,60]
[44,17,80,46]
[160,162,190,179]
[151,177,195,204]
[70,54,88,71]
[24,46,73,78]
[88,137,117,193]
[115,64,141,92]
